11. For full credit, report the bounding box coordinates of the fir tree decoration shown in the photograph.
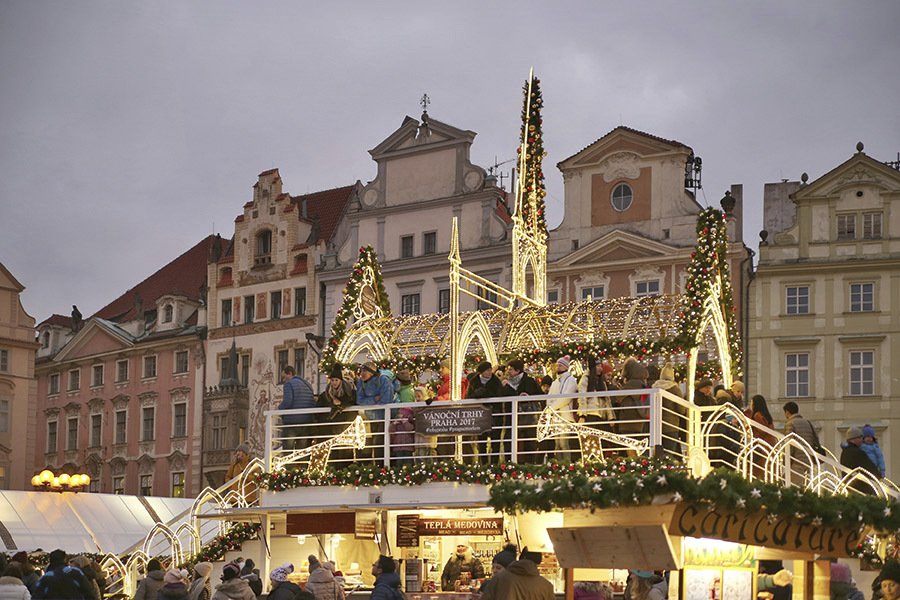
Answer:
[517,73,547,236]
[320,245,390,371]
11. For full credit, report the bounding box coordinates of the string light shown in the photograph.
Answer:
[536,408,649,459]
[271,416,366,473]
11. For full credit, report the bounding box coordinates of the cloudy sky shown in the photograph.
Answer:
[2,1,898,322]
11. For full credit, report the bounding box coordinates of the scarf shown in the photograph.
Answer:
[507,372,524,389]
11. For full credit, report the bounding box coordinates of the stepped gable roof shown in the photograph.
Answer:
[558,125,689,166]
[39,314,73,328]
[292,184,356,244]
[92,235,217,322]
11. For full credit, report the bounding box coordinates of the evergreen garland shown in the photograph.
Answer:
[518,73,547,235]
[320,245,390,371]
[181,521,261,567]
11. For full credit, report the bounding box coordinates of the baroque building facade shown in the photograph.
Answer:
[748,145,900,478]
[33,237,214,497]
[0,263,38,490]
[203,169,358,484]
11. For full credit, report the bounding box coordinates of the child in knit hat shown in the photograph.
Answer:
[862,424,886,477]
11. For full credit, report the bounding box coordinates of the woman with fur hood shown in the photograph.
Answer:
[305,556,344,600]
[0,564,31,600]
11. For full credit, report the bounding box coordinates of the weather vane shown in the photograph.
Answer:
[420,93,430,113]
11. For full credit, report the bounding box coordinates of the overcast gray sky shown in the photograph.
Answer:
[2,1,899,322]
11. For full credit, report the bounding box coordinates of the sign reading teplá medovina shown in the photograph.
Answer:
[418,517,504,536]
[415,405,492,435]
[670,504,866,557]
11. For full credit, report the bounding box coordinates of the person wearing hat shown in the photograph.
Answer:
[627,570,667,600]
[479,544,518,597]
[279,365,317,450]
[546,355,578,460]
[480,547,553,600]
[68,555,101,600]
[878,560,900,600]
[840,426,881,493]
[211,562,255,600]
[187,562,213,600]
[305,554,344,600]
[861,424,886,477]
[370,556,402,600]
[466,362,503,462]
[266,564,301,600]
[355,361,396,461]
[239,559,262,598]
[317,364,357,461]
[158,569,189,600]
[729,380,745,408]
[693,379,715,407]
[503,360,544,463]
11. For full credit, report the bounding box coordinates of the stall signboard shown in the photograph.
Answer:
[415,405,492,435]
[355,511,378,539]
[669,503,865,557]
[418,517,504,536]
[397,514,420,547]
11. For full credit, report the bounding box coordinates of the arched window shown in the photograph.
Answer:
[42,331,50,349]
[611,183,633,212]
[162,305,174,323]
[255,230,273,265]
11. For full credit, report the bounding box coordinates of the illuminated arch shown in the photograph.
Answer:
[335,329,391,364]
[458,312,499,366]
[142,523,183,565]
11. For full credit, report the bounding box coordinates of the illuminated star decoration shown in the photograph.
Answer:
[537,408,649,459]
[272,416,367,474]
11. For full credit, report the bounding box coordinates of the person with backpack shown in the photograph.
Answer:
[33,549,91,600]
[370,556,403,600]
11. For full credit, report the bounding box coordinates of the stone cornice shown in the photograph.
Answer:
[208,315,317,340]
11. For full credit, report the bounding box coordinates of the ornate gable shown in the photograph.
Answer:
[795,151,900,201]
[558,126,690,171]
[556,230,676,268]
[53,319,133,362]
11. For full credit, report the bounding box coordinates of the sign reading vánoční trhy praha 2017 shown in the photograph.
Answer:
[415,404,492,435]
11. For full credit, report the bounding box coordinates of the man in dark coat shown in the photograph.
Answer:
[371,556,403,600]
[479,548,554,600]
[279,366,316,449]
[693,379,715,407]
[467,362,502,462]
[33,549,91,599]
[841,426,881,494]
[502,359,543,462]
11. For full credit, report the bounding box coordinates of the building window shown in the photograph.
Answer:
[67,417,78,451]
[255,229,273,265]
[837,214,856,240]
[49,373,60,395]
[581,286,605,300]
[174,350,189,374]
[162,304,174,323]
[243,295,255,323]
[635,280,660,296]
[863,212,882,239]
[611,183,633,212]
[139,474,152,496]
[849,350,875,396]
[0,349,7,373]
[401,293,421,315]
[547,289,559,304]
[785,353,809,398]
[142,407,155,441]
[90,413,102,447]
[42,332,50,349]
[113,476,124,495]
[240,353,250,387]
[400,235,414,259]
[849,282,874,312]
[271,291,282,319]
[143,356,157,379]
[115,410,127,444]
[477,289,499,311]
[172,472,185,498]
[0,399,8,432]
[424,231,437,255]
[116,360,129,383]
[277,349,289,374]
[221,299,233,327]
[173,403,187,438]
[211,414,227,450]
[47,420,58,453]
[88,478,100,493]
[68,369,81,391]
[438,289,451,314]
[294,287,307,316]
[91,364,104,387]
[292,348,306,378]
[786,286,809,315]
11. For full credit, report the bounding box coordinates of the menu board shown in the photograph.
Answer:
[397,514,421,547]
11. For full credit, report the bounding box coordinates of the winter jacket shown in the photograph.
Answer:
[547,371,578,416]
[389,408,416,454]
[466,373,502,401]
[304,567,344,600]
[357,373,396,420]
[479,560,554,600]
[862,441,886,476]
[33,566,91,600]
[157,582,189,600]
[239,571,261,598]
[210,578,256,600]
[0,576,31,600]
[187,578,211,600]
[840,442,880,494]
[783,413,818,447]
[441,552,485,590]
[134,570,166,600]
[618,361,650,434]
[652,377,685,441]
[577,375,615,421]
[265,581,305,600]
[369,572,403,600]
[437,373,468,401]
[502,373,543,414]
[279,376,317,424]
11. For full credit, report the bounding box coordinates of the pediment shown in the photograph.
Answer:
[555,230,676,267]
[558,127,689,170]
[0,263,25,292]
[795,152,900,200]
[369,115,477,160]
[54,319,134,362]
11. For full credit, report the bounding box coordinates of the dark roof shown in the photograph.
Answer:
[292,184,356,244]
[559,125,690,166]
[39,314,73,328]
[92,235,217,322]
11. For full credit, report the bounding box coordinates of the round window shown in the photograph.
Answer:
[611,183,633,212]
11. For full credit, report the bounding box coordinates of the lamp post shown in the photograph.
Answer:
[31,469,91,493]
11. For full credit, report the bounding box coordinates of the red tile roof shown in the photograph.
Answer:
[292,184,357,245]
[92,235,217,322]
[39,314,73,328]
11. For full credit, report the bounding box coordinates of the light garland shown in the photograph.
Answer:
[271,415,367,473]
[181,521,261,567]
[536,407,649,459]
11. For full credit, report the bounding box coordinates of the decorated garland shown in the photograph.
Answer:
[518,73,547,235]
[320,245,390,371]
[181,521,261,567]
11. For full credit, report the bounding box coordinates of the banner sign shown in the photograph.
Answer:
[418,517,503,536]
[669,503,865,557]
[397,514,420,547]
[415,405,493,435]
